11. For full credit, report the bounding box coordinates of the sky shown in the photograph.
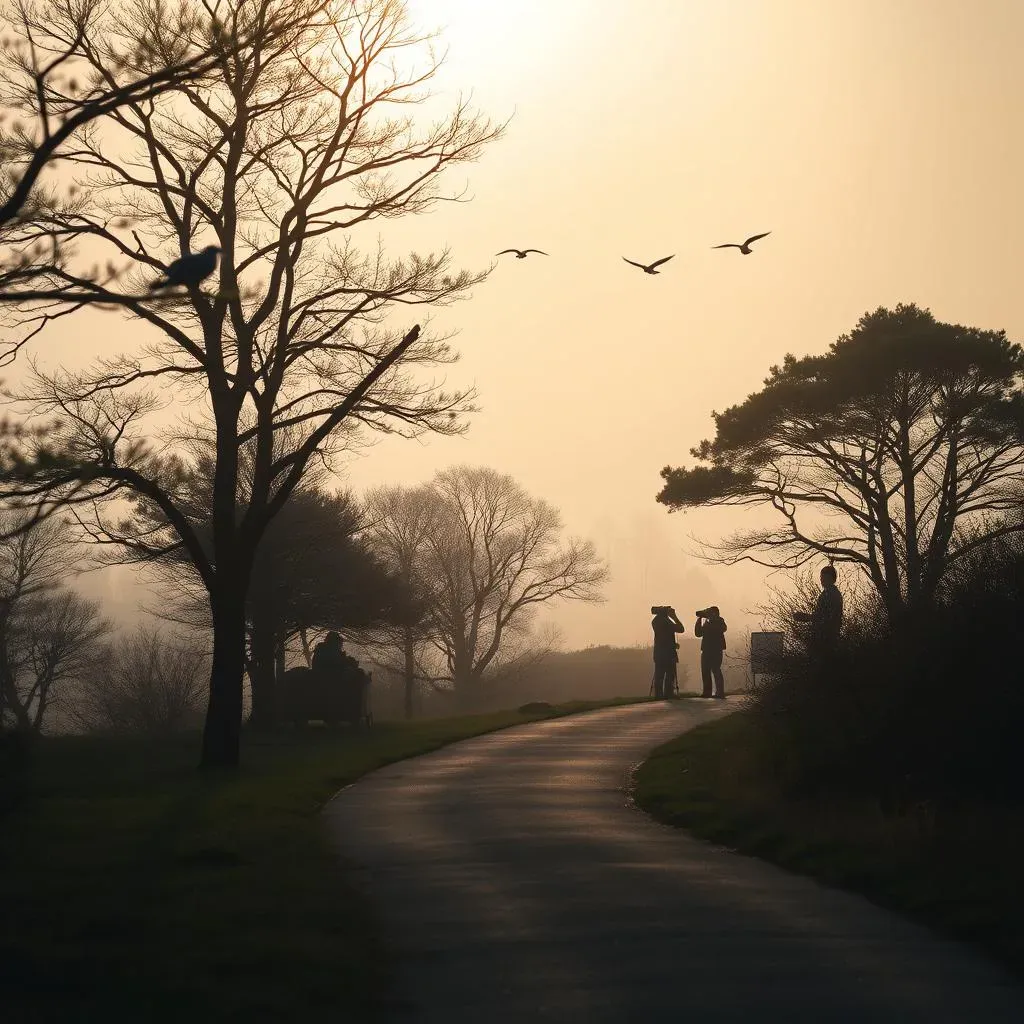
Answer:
[49,0,1024,650]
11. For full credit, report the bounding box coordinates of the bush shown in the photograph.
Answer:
[73,628,207,736]
[750,538,1024,807]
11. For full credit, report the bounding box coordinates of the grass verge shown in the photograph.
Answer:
[633,709,1024,977]
[1,696,648,1023]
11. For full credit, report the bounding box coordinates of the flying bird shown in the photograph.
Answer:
[496,248,548,259]
[711,231,771,255]
[148,244,222,290]
[622,255,674,275]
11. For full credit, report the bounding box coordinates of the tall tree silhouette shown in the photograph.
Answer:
[0,0,500,766]
[658,304,1024,624]
[243,489,409,726]
[132,478,411,728]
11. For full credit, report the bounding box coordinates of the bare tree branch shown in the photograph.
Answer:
[659,305,1024,621]
[366,467,607,709]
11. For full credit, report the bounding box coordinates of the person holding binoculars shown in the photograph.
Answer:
[650,605,685,699]
[694,606,728,699]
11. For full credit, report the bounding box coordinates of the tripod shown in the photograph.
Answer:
[649,662,679,699]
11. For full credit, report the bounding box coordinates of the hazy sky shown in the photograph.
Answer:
[57,0,1024,649]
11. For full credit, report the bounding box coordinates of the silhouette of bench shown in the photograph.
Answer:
[280,665,372,729]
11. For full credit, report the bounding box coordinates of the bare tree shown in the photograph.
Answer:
[368,467,608,710]
[0,510,108,732]
[0,0,501,766]
[72,626,207,734]
[363,481,440,717]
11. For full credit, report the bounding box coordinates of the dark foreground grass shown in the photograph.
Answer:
[0,697,646,1023]
[634,709,1024,977]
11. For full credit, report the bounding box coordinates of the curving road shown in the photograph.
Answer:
[325,701,1024,1022]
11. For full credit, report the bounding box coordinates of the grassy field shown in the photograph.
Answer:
[634,709,1024,978]
[0,697,648,1023]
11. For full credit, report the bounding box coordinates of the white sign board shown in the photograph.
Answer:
[750,631,785,674]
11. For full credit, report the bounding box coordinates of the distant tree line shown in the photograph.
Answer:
[0,462,607,737]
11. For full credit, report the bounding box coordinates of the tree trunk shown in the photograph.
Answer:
[899,420,921,608]
[203,399,248,768]
[403,626,416,719]
[247,619,278,731]
[452,654,475,713]
[0,612,6,728]
[200,585,248,769]
[0,620,33,734]
[0,681,33,733]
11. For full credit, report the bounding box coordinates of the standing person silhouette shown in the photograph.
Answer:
[794,564,844,659]
[694,606,728,699]
[651,607,685,699]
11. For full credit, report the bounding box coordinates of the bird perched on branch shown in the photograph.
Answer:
[148,245,222,290]
[622,255,674,275]
[711,232,771,255]
[496,248,548,259]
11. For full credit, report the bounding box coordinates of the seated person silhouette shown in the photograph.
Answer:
[312,631,353,678]
[311,632,367,718]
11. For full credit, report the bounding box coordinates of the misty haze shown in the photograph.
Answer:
[2,1,1024,1021]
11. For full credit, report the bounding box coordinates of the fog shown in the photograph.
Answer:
[27,0,1024,655]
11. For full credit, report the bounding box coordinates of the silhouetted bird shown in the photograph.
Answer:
[711,232,771,255]
[496,248,548,259]
[148,245,222,290]
[622,255,674,275]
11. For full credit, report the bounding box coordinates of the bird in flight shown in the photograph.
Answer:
[711,231,771,255]
[148,244,222,290]
[622,255,674,275]
[496,248,548,259]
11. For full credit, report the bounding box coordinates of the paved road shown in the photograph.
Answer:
[325,700,1024,1022]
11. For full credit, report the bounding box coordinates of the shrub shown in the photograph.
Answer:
[749,538,1024,806]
